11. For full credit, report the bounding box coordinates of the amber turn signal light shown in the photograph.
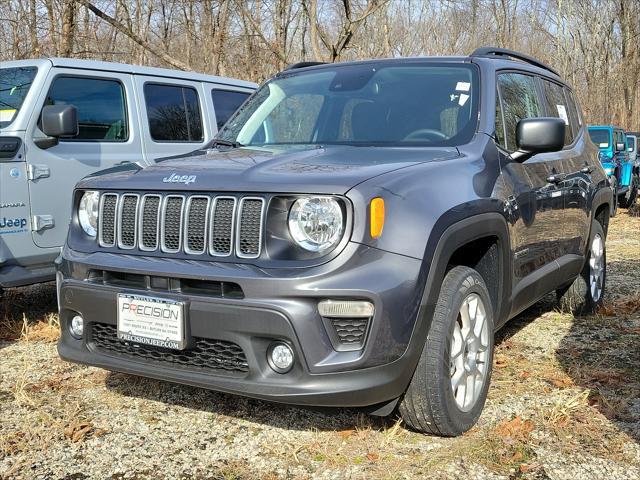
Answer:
[370,197,385,238]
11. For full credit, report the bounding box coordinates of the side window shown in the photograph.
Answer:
[540,79,573,145]
[144,84,203,142]
[211,89,250,130]
[563,87,582,139]
[496,73,542,152]
[44,76,127,141]
[265,94,324,144]
[614,131,623,150]
[494,91,506,147]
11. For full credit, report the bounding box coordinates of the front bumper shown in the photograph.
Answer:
[57,242,425,407]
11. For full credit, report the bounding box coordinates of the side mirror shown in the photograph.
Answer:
[616,142,626,152]
[511,117,565,162]
[42,104,78,137]
[34,104,78,149]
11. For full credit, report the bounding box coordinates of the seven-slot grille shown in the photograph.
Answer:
[98,193,265,259]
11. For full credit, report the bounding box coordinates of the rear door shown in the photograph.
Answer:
[134,77,214,161]
[537,77,592,260]
[26,70,143,248]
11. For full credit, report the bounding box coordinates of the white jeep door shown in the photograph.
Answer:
[25,69,144,248]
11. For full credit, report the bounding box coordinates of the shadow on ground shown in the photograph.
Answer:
[0,282,57,348]
[555,259,640,444]
[104,294,561,434]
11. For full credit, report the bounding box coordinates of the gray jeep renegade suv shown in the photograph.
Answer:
[57,47,612,436]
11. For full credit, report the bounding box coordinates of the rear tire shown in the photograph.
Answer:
[557,219,606,315]
[399,266,494,436]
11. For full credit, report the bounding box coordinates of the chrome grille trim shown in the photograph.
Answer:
[117,194,140,249]
[209,196,236,257]
[236,197,265,259]
[160,195,186,253]
[97,192,265,259]
[98,193,118,247]
[184,195,211,255]
[138,194,161,251]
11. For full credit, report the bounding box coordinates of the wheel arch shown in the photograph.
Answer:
[591,185,613,237]
[406,210,512,361]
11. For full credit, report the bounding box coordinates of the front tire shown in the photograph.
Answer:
[557,219,606,314]
[399,266,495,436]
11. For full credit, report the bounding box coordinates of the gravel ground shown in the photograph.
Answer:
[1,210,639,480]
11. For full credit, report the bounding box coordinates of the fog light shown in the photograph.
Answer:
[318,300,374,318]
[268,342,294,373]
[70,315,84,338]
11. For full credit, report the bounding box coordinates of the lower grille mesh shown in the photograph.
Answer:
[331,318,369,345]
[91,323,249,374]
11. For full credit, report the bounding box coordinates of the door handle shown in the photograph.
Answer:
[27,164,50,181]
[546,174,565,184]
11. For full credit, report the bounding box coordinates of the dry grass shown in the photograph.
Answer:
[1,212,639,479]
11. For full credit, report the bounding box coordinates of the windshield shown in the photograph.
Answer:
[217,62,479,148]
[588,128,611,149]
[0,67,37,128]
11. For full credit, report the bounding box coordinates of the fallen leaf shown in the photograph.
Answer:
[366,452,379,462]
[494,416,535,440]
[64,422,94,443]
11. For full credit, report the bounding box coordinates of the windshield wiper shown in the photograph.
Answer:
[209,138,244,149]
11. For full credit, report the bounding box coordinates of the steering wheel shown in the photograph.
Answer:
[403,129,448,142]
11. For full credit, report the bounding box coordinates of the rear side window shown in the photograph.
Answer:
[211,89,250,130]
[45,76,127,141]
[496,73,542,151]
[144,84,203,142]
[540,79,573,145]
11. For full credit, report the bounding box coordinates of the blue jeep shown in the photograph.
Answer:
[588,125,638,212]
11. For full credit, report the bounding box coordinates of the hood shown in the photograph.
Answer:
[77,145,460,194]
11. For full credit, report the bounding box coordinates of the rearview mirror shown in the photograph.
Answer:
[41,104,78,137]
[512,117,565,162]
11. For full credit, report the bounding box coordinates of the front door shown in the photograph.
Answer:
[25,70,143,248]
[494,71,568,313]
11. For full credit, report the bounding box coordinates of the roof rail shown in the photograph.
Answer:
[284,61,327,71]
[470,47,560,77]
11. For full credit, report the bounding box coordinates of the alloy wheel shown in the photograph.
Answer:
[589,233,605,302]
[449,293,490,412]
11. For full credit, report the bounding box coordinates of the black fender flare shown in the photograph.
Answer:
[398,208,512,387]
[591,184,613,235]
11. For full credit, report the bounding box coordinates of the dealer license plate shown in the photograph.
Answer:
[117,294,185,350]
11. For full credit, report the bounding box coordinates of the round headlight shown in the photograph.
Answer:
[288,196,344,252]
[78,191,99,237]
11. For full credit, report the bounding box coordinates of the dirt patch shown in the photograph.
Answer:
[1,211,639,479]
